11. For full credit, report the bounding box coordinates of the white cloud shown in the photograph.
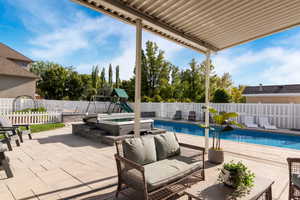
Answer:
[212,40,300,85]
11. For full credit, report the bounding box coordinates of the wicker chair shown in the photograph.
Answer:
[0,117,32,148]
[188,111,196,121]
[115,132,205,200]
[287,158,300,200]
[173,110,182,120]
[0,143,13,178]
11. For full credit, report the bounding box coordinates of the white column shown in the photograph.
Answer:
[134,19,142,136]
[204,51,211,152]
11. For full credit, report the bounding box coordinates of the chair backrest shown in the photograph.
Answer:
[0,117,12,127]
[244,116,254,124]
[259,117,269,126]
[189,111,196,116]
[175,110,182,116]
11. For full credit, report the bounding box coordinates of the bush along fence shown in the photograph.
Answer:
[0,111,62,125]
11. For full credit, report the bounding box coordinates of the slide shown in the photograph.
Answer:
[120,102,133,112]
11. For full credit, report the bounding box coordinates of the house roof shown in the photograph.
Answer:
[72,0,300,54]
[0,57,38,79]
[243,84,300,95]
[0,43,32,62]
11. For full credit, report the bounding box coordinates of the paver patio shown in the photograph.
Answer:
[0,125,296,200]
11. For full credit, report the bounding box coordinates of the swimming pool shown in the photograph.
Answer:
[154,120,300,150]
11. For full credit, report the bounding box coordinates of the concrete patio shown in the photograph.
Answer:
[0,125,297,200]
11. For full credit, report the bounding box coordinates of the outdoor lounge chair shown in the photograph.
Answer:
[243,116,258,128]
[188,111,196,121]
[259,117,277,129]
[115,132,205,200]
[173,110,182,120]
[287,158,300,200]
[0,116,32,150]
[0,143,13,178]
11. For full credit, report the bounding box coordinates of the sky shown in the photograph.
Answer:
[1,0,300,86]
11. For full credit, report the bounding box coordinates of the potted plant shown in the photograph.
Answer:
[201,107,243,164]
[218,161,255,197]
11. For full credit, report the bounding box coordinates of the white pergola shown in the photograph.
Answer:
[72,0,300,151]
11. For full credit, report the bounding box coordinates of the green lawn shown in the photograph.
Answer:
[0,123,65,139]
[20,123,65,133]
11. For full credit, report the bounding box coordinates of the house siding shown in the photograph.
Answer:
[0,75,36,98]
[246,96,300,103]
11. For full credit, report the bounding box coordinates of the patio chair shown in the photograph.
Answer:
[188,111,196,121]
[115,132,205,200]
[258,117,277,129]
[0,116,32,150]
[0,143,13,178]
[287,158,300,200]
[173,110,182,120]
[243,116,258,128]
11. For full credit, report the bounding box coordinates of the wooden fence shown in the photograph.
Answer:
[0,112,62,125]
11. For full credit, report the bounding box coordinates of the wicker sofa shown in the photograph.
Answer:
[115,132,205,200]
[287,158,300,200]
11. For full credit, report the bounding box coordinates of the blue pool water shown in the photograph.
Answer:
[154,120,300,150]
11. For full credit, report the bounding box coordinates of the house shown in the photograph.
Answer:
[0,43,38,98]
[243,84,300,103]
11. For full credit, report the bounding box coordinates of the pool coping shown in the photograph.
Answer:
[153,117,300,136]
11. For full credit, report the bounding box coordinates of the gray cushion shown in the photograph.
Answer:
[123,135,157,165]
[122,155,202,191]
[154,132,180,160]
[292,174,300,188]
[0,117,12,127]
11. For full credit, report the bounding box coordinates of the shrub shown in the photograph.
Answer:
[153,95,163,102]
[15,107,47,113]
[213,88,231,103]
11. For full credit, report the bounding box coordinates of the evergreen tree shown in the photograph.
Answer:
[115,65,120,88]
[108,64,113,87]
[100,68,106,88]
[91,65,99,91]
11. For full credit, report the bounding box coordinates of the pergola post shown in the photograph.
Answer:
[134,19,142,136]
[204,50,211,152]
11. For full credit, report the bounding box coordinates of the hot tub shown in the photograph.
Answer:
[84,113,154,136]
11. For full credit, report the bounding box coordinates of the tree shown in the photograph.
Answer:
[231,85,246,103]
[115,65,120,88]
[66,71,84,100]
[100,68,106,88]
[141,41,170,97]
[37,64,69,100]
[29,61,53,76]
[108,64,113,87]
[216,72,233,89]
[212,88,231,103]
[91,65,99,91]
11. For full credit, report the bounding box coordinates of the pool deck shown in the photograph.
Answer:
[0,125,298,200]
[155,117,300,136]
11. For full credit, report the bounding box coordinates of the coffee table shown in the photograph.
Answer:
[184,176,274,200]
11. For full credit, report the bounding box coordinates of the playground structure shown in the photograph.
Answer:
[85,88,133,114]
[107,88,133,113]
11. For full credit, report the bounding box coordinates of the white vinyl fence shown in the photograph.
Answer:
[0,112,62,125]
[140,103,300,129]
[0,98,110,113]
[1,98,300,129]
